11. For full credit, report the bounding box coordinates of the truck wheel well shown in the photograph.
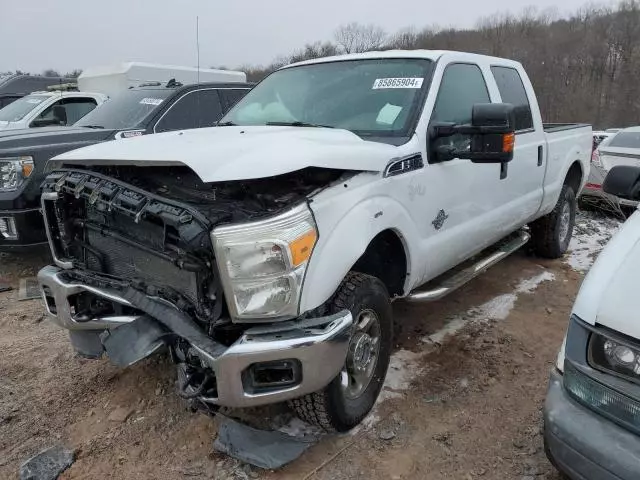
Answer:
[565,161,583,193]
[352,230,407,297]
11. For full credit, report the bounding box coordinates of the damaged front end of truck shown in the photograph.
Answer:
[37,165,354,412]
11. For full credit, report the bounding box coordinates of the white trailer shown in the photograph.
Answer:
[77,62,247,97]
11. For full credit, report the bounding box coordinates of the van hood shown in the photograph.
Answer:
[52,126,399,182]
[573,210,640,338]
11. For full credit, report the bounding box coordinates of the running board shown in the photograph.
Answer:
[405,229,530,303]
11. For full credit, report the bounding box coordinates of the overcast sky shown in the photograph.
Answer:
[1,0,600,74]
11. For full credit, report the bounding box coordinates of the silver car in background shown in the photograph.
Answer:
[582,126,640,210]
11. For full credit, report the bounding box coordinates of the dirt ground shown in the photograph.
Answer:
[0,210,621,480]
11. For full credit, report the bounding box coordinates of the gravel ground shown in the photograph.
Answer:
[0,211,621,479]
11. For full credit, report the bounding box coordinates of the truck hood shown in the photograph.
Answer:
[0,127,115,152]
[572,210,640,338]
[52,126,398,182]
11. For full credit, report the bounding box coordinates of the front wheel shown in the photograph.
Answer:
[530,184,576,259]
[289,272,393,432]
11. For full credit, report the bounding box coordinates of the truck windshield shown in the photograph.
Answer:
[0,94,50,122]
[75,89,173,130]
[221,58,433,136]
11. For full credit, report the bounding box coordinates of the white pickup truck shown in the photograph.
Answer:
[37,50,591,432]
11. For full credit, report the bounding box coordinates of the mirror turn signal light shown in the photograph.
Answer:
[502,133,515,153]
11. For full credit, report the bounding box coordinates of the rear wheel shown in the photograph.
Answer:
[530,184,576,259]
[289,272,392,432]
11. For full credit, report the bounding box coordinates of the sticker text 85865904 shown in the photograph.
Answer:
[372,78,424,89]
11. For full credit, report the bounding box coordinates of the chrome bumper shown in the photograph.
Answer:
[38,265,353,408]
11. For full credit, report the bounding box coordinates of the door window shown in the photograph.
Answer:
[155,89,223,133]
[431,63,490,151]
[220,89,250,111]
[491,66,533,131]
[31,97,98,126]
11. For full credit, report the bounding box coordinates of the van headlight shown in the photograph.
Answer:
[0,156,34,192]
[212,204,317,321]
[589,333,640,379]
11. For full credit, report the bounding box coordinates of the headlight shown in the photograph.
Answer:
[0,156,34,192]
[212,204,317,321]
[589,332,640,380]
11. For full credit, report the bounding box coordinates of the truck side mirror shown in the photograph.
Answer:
[603,165,640,201]
[430,103,516,164]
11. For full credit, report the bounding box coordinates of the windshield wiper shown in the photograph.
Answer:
[81,125,105,129]
[266,121,334,129]
[217,121,237,127]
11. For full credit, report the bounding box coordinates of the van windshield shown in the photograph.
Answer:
[0,94,50,122]
[220,58,433,137]
[76,89,173,130]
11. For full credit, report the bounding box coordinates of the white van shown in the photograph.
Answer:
[545,165,640,479]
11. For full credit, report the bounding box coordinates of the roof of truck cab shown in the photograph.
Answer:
[129,82,254,92]
[285,50,522,69]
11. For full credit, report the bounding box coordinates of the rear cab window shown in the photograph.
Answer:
[220,89,250,111]
[490,66,533,132]
[155,89,224,133]
[607,131,640,149]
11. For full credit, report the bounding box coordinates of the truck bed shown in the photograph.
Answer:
[543,123,591,133]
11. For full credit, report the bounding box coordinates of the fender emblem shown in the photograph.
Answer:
[432,209,449,230]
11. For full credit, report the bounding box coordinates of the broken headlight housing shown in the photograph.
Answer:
[589,332,640,382]
[212,203,317,321]
[0,156,34,192]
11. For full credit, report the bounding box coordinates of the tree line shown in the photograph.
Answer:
[240,1,640,129]
[7,1,640,129]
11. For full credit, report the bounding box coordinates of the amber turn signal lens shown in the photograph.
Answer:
[289,230,317,267]
[22,162,34,178]
[502,133,515,153]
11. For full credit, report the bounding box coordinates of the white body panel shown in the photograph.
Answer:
[572,210,640,338]
[0,92,108,131]
[50,50,592,315]
[78,62,246,98]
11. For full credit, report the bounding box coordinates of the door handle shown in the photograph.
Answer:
[537,146,543,167]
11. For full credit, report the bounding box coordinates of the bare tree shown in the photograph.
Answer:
[64,69,82,78]
[334,23,386,53]
[42,69,61,77]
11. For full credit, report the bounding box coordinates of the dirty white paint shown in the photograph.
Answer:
[567,212,621,272]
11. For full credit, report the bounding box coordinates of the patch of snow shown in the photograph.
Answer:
[423,271,555,344]
[567,211,621,272]
[380,349,424,400]
[277,417,324,439]
[355,270,556,434]
[516,271,556,293]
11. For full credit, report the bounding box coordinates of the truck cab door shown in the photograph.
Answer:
[489,66,545,222]
[413,61,520,281]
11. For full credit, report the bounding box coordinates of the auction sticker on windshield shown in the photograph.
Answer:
[373,78,424,89]
[139,98,164,106]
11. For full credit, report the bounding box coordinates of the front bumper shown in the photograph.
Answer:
[544,369,640,480]
[38,265,353,408]
[0,207,47,251]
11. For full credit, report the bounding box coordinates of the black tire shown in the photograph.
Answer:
[289,272,393,432]
[530,184,576,259]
